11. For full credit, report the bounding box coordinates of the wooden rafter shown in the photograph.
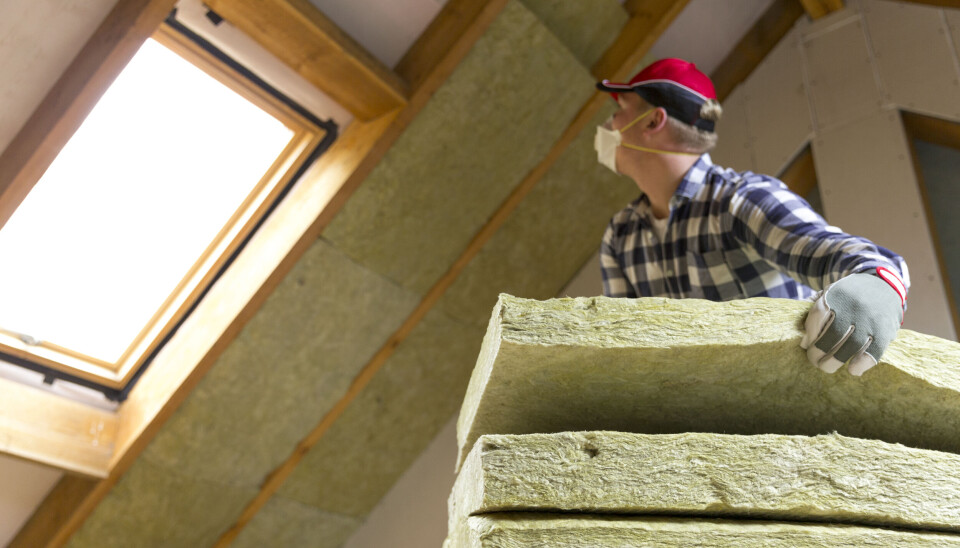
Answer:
[711,0,806,102]
[205,0,408,120]
[8,476,97,548]
[798,0,845,20]
[214,0,689,546]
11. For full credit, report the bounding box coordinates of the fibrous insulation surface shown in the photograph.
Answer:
[452,431,960,532]
[446,514,960,548]
[323,0,595,296]
[457,295,960,468]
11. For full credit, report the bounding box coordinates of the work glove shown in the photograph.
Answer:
[799,268,907,376]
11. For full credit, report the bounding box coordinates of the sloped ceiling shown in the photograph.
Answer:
[1,0,779,546]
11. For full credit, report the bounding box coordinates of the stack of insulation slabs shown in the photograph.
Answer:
[444,295,960,547]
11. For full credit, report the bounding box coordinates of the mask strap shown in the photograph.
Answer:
[618,108,654,134]
[618,108,700,157]
[621,143,701,156]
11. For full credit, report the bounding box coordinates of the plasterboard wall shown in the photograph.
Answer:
[717,0,959,341]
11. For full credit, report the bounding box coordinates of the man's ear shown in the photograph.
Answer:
[647,107,669,132]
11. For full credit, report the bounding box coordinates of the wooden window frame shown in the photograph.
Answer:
[0,23,329,391]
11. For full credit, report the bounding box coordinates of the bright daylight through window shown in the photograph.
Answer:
[0,29,323,392]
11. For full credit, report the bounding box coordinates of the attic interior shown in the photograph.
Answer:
[2,0,960,546]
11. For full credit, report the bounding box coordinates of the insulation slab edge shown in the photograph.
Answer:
[445,514,960,548]
[457,295,960,468]
[451,431,960,534]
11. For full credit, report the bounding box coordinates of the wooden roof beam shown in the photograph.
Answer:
[204,0,408,121]
[711,0,806,102]
[798,0,845,20]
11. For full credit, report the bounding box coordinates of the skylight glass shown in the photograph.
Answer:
[0,38,294,364]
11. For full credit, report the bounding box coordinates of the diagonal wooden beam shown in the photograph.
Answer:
[213,0,688,546]
[711,0,806,102]
[798,0,845,20]
[0,0,177,233]
[595,0,689,81]
[8,475,98,548]
[204,0,408,121]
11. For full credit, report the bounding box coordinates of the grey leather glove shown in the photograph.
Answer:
[799,268,906,376]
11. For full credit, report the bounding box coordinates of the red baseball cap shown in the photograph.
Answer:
[597,58,718,132]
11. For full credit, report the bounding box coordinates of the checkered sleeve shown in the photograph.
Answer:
[726,175,910,292]
[600,219,636,298]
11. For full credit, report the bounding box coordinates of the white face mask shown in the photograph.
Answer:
[594,123,622,174]
[594,108,698,174]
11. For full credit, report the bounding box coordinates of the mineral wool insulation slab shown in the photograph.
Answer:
[457,295,960,468]
[452,431,960,532]
[438,103,635,328]
[279,309,484,518]
[323,0,595,296]
[231,495,360,548]
[446,514,960,548]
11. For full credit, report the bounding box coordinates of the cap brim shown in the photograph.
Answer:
[596,80,633,97]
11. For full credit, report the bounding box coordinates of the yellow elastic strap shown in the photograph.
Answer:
[617,108,700,157]
[621,143,701,156]
[618,108,654,134]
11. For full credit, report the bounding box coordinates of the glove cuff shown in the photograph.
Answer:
[876,266,907,310]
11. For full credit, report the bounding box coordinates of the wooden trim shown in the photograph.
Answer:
[8,475,98,548]
[204,0,408,121]
[593,0,689,81]
[0,377,116,478]
[711,0,806,102]
[902,110,960,151]
[778,145,818,197]
[0,0,178,234]
[901,111,960,339]
[799,0,845,20]
[215,2,688,546]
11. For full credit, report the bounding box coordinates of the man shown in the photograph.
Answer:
[595,58,908,377]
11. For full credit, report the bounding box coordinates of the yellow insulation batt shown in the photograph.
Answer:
[445,514,960,548]
[457,295,960,468]
[451,431,960,533]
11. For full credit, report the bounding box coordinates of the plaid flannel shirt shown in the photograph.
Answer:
[600,154,910,300]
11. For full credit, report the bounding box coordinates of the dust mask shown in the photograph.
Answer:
[594,108,698,174]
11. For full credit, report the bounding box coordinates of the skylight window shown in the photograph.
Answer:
[0,26,330,391]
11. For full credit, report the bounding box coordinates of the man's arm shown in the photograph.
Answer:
[725,175,909,290]
[725,175,908,376]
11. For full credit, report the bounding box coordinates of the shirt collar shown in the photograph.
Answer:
[674,153,712,201]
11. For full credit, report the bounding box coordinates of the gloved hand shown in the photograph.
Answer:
[799,268,906,376]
